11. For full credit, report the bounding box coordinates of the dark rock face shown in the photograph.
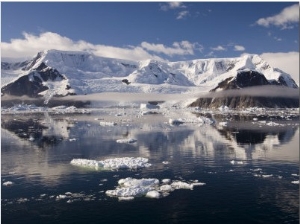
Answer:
[1,64,69,97]
[190,70,299,108]
[122,79,131,85]
[190,96,299,108]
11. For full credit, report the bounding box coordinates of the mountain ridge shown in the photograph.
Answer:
[1,49,298,108]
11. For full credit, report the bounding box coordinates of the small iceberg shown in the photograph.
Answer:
[3,181,13,186]
[106,177,206,200]
[291,180,299,184]
[70,157,151,170]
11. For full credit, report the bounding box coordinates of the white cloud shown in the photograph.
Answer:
[176,10,189,20]
[160,2,186,11]
[234,45,245,51]
[1,31,204,61]
[211,45,226,51]
[260,52,299,85]
[256,4,299,29]
[273,37,282,41]
[141,40,203,56]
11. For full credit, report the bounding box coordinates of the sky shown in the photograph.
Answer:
[1,1,299,83]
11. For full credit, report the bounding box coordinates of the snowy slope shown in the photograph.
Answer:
[1,49,298,100]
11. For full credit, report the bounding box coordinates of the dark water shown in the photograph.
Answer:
[1,111,299,224]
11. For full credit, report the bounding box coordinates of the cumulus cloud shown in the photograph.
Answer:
[260,52,299,85]
[141,40,203,56]
[1,32,204,61]
[256,4,299,29]
[211,45,226,51]
[234,45,245,51]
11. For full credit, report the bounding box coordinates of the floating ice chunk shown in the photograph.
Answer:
[253,118,258,121]
[3,181,13,186]
[251,168,262,172]
[266,121,280,126]
[70,157,151,170]
[162,179,171,184]
[219,121,227,127]
[116,138,137,144]
[162,161,169,164]
[160,185,173,192]
[71,159,101,169]
[102,157,151,170]
[192,182,206,187]
[230,160,244,165]
[69,138,77,142]
[146,190,160,198]
[17,198,29,203]
[119,177,159,188]
[100,121,117,126]
[291,180,299,184]
[56,195,67,200]
[106,178,159,198]
[171,181,194,190]
[118,196,135,201]
[291,174,299,177]
[262,174,273,178]
[106,178,206,200]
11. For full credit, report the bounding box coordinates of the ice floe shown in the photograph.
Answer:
[106,177,206,200]
[70,157,151,170]
[116,138,137,144]
[3,181,13,186]
[291,180,299,184]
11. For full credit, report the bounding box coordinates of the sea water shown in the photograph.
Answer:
[1,110,299,223]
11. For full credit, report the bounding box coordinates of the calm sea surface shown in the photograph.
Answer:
[1,110,299,224]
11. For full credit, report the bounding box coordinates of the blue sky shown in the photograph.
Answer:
[1,1,299,83]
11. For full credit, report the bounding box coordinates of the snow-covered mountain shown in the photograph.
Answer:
[1,49,298,108]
